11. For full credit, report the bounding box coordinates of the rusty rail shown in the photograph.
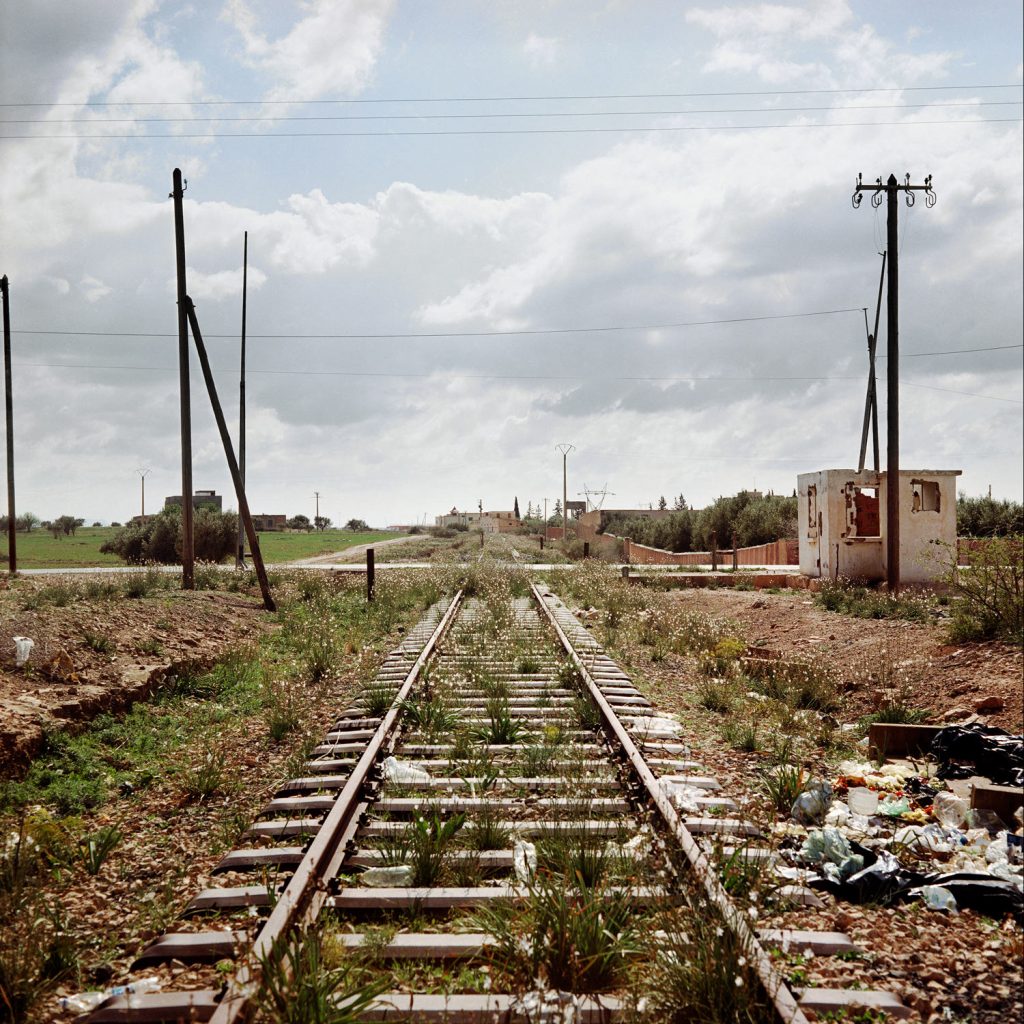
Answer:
[530,582,809,1024]
[208,589,464,1024]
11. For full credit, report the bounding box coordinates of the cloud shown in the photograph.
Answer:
[685,0,954,87]
[523,32,560,69]
[80,275,113,302]
[223,0,394,101]
[182,265,268,302]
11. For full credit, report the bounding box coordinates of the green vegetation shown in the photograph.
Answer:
[256,927,382,1024]
[816,577,933,622]
[957,493,1023,537]
[944,535,1023,644]
[601,491,797,553]
[0,524,396,569]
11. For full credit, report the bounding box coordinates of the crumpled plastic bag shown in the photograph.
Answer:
[361,865,413,886]
[13,636,34,667]
[920,885,958,913]
[878,795,911,818]
[893,824,965,854]
[513,839,537,883]
[627,715,682,740]
[791,781,833,825]
[382,756,429,784]
[800,827,864,881]
[932,791,969,828]
[660,780,704,814]
[612,830,652,861]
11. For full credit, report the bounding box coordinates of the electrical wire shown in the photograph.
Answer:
[12,307,864,340]
[4,83,1020,107]
[5,100,1020,124]
[3,116,1020,140]
[13,359,1022,405]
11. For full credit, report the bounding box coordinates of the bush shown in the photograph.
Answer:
[100,507,239,564]
[957,494,1024,537]
[945,536,1023,644]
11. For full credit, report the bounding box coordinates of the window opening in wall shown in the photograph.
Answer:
[911,479,940,513]
[844,483,880,538]
[806,485,818,538]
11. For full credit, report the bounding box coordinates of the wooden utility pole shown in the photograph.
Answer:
[1,275,15,574]
[184,297,275,612]
[237,231,248,568]
[852,173,936,593]
[171,169,194,589]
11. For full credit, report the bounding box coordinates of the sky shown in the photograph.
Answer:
[1,0,1021,528]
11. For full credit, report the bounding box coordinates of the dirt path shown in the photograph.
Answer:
[287,533,424,565]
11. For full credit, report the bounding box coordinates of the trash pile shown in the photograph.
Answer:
[772,725,1024,921]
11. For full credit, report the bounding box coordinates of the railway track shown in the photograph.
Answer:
[81,578,910,1023]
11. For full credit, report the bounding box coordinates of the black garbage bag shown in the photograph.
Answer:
[931,723,1024,787]
[915,872,1024,923]
[808,843,1024,921]
[808,841,926,905]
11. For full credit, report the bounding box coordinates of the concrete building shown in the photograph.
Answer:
[435,508,480,529]
[435,508,521,533]
[797,468,961,583]
[252,514,287,532]
[164,489,223,512]
[479,511,520,534]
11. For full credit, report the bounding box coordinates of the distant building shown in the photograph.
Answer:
[434,507,521,533]
[164,489,223,512]
[252,514,287,532]
[435,508,481,529]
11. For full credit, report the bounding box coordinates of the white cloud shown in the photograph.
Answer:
[223,0,394,101]
[181,265,268,302]
[523,32,560,69]
[686,0,954,87]
[80,275,113,302]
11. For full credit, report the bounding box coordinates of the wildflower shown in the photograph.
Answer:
[735,976,744,987]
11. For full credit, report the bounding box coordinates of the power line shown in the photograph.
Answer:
[14,360,1022,405]
[4,83,1020,107]
[877,343,1023,358]
[901,381,1023,404]
[5,100,1019,125]
[3,116,1019,140]
[12,306,863,340]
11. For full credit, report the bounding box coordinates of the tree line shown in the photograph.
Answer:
[600,493,798,553]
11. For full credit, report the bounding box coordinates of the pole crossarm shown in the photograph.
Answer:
[852,172,936,208]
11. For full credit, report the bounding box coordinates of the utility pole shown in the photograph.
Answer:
[171,168,194,589]
[556,443,574,542]
[237,230,247,568]
[1,275,15,575]
[314,491,320,525]
[852,173,936,594]
[137,468,150,520]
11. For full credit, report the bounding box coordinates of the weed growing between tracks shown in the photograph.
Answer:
[0,568,456,1023]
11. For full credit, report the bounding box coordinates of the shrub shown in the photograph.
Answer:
[100,507,239,564]
[944,536,1023,644]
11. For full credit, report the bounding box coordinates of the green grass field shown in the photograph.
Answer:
[1,526,397,569]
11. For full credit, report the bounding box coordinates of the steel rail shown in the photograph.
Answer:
[208,589,465,1024]
[530,582,809,1024]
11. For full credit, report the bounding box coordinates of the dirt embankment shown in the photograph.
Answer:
[0,581,272,778]
[676,588,1023,731]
